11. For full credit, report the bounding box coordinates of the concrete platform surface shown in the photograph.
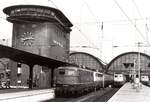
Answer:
[108,83,150,102]
[0,88,54,102]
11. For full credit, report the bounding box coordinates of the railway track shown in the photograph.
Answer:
[91,88,119,102]
[44,87,119,102]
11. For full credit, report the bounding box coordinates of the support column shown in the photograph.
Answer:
[29,64,34,89]
[51,68,54,87]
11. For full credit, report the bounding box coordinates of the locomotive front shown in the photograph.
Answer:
[55,66,78,86]
[55,66,80,97]
[113,73,126,87]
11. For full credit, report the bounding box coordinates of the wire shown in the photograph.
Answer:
[131,0,150,43]
[113,0,150,46]
[1,1,98,49]
[2,16,150,27]
[69,17,150,25]
[70,45,99,50]
[81,0,99,25]
[81,0,104,58]
[48,0,59,9]
[73,25,97,48]
[132,0,142,18]
[47,0,98,48]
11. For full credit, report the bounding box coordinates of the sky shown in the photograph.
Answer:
[1,0,150,63]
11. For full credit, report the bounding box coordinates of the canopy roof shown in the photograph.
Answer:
[0,45,67,68]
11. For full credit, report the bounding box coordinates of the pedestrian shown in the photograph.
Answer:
[6,79,10,88]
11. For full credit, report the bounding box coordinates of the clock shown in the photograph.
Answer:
[20,32,35,46]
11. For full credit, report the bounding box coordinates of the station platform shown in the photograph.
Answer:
[108,83,150,102]
[0,88,54,102]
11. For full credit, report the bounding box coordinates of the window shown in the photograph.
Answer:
[67,70,75,75]
[59,69,76,75]
[115,75,117,77]
[97,73,103,77]
[59,69,65,75]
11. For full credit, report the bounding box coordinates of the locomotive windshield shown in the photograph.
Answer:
[114,75,117,77]
[97,73,103,77]
[67,70,75,75]
[59,69,65,75]
[58,68,76,75]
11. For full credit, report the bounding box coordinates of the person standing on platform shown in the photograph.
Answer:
[134,75,141,92]
[135,75,140,84]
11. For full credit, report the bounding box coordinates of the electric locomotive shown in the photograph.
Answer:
[140,75,150,85]
[113,73,126,87]
[54,65,113,97]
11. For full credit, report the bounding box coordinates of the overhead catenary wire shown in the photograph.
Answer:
[131,0,150,45]
[131,0,142,18]
[1,14,150,25]
[48,0,59,9]
[81,0,99,25]
[47,0,98,48]
[66,17,150,25]
[81,0,104,57]
[73,25,98,48]
[131,0,150,43]
[1,0,149,48]
[113,0,150,46]
[44,1,150,50]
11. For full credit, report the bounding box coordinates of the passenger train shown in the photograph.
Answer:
[140,75,150,85]
[113,73,126,87]
[54,65,113,97]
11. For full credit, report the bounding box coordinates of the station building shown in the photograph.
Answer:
[69,52,105,72]
[107,52,150,81]
[3,5,73,88]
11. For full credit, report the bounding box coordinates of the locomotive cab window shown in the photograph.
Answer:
[58,69,76,75]
[97,74,103,77]
[114,75,117,77]
[0,73,4,78]
[59,69,65,75]
[67,70,75,75]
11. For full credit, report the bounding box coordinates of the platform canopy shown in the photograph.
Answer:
[0,44,67,68]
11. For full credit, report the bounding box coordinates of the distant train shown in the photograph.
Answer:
[113,73,126,87]
[140,75,150,85]
[54,65,113,97]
